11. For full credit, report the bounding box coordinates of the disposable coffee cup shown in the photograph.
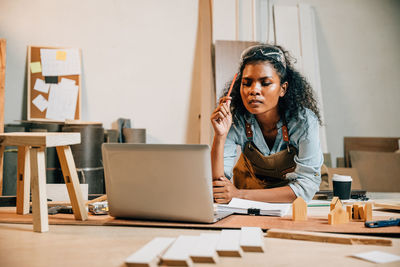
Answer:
[332,174,352,200]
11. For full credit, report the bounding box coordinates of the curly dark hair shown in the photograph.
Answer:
[221,43,322,125]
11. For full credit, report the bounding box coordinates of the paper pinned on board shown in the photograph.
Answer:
[60,77,76,85]
[40,48,81,76]
[32,94,48,112]
[45,79,78,120]
[33,78,50,93]
[30,61,42,73]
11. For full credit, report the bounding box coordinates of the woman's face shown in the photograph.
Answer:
[240,62,287,116]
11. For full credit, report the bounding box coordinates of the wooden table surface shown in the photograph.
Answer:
[0,223,399,267]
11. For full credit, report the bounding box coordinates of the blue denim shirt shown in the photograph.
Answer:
[224,108,323,201]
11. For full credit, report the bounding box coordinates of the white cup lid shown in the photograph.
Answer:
[332,174,352,182]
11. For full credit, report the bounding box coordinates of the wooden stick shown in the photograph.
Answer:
[267,229,392,246]
[0,39,5,133]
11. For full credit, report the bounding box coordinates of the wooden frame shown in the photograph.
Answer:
[27,45,82,121]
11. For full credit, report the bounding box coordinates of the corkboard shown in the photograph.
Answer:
[27,46,81,121]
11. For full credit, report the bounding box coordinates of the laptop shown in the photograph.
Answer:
[102,143,232,223]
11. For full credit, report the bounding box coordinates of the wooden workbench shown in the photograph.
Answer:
[0,223,399,267]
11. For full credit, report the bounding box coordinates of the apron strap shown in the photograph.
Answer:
[245,116,291,152]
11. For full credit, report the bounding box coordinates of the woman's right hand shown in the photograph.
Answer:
[211,96,232,137]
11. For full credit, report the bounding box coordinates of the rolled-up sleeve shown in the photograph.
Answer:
[288,115,323,201]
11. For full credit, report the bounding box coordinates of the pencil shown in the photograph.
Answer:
[226,73,238,98]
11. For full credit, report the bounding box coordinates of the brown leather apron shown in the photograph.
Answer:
[233,119,297,189]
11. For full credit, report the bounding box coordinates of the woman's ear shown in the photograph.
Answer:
[280,82,288,97]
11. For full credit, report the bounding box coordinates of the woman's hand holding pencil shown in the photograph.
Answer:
[210,74,237,137]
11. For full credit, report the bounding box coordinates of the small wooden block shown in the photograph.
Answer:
[346,205,353,220]
[266,229,392,246]
[161,235,197,266]
[364,202,373,221]
[358,206,365,220]
[216,230,243,257]
[328,206,349,225]
[240,227,264,252]
[353,204,361,220]
[125,237,175,267]
[292,197,307,221]
[190,233,220,263]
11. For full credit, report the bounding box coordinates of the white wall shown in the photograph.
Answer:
[0,0,199,144]
[213,0,400,165]
[1,0,400,162]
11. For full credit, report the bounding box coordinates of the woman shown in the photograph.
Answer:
[211,43,323,203]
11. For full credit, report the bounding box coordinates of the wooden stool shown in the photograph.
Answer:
[0,132,88,232]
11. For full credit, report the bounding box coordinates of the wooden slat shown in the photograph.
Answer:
[16,146,30,214]
[0,39,5,133]
[374,201,400,211]
[56,145,88,221]
[0,132,80,147]
[216,229,242,257]
[161,235,197,266]
[190,233,220,263]
[267,229,392,246]
[0,145,4,196]
[198,0,214,145]
[30,146,49,232]
[125,237,175,267]
[240,227,264,252]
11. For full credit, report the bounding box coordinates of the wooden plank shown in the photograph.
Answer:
[374,201,400,211]
[16,146,30,214]
[344,137,399,167]
[364,202,373,221]
[30,146,49,232]
[298,4,328,153]
[212,0,236,41]
[266,229,392,246]
[346,205,353,220]
[214,40,258,101]
[0,145,4,196]
[240,227,264,252]
[190,233,220,263]
[0,39,5,133]
[198,0,214,145]
[125,237,175,267]
[56,145,88,221]
[0,132,80,147]
[161,235,197,266]
[273,5,302,69]
[292,197,307,221]
[216,229,243,257]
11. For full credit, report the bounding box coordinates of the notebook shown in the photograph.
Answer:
[102,143,232,223]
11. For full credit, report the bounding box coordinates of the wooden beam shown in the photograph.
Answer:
[0,39,5,133]
[267,229,392,246]
[56,145,88,221]
[198,0,214,145]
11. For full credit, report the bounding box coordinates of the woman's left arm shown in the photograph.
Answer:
[287,115,324,201]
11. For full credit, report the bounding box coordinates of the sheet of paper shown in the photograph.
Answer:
[30,61,42,73]
[60,77,76,85]
[40,48,81,76]
[46,83,78,120]
[352,251,400,264]
[229,198,291,212]
[32,94,48,112]
[33,78,50,93]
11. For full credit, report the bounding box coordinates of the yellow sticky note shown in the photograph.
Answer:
[56,50,67,61]
[30,61,42,73]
